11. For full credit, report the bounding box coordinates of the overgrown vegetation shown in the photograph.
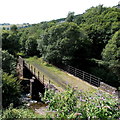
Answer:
[42,88,120,119]
[2,50,16,75]
[1,105,44,119]
[2,73,21,108]
[2,4,120,119]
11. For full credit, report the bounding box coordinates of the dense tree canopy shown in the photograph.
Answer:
[10,25,18,32]
[12,5,119,87]
[19,30,28,53]
[79,5,120,59]
[25,36,39,56]
[102,30,120,81]
[65,12,75,22]
[37,22,90,65]
[2,50,16,75]
[3,5,120,87]
[2,30,20,55]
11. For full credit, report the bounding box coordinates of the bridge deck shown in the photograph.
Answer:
[25,59,98,92]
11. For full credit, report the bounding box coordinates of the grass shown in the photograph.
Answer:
[25,56,97,92]
[2,107,47,119]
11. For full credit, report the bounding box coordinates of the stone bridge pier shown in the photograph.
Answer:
[29,76,45,101]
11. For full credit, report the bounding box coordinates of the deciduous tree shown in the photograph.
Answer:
[102,30,120,81]
[25,36,39,56]
[2,50,16,75]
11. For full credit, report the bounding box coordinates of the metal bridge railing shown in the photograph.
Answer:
[66,65,101,87]
[24,60,101,87]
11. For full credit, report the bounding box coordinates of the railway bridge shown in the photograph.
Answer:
[17,56,119,100]
[17,56,48,101]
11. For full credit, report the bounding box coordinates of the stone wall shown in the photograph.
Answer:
[100,82,117,95]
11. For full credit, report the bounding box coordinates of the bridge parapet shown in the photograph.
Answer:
[17,56,25,78]
[17,56,59,100]
[24,62,44,84]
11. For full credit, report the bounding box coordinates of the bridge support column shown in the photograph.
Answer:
[30,77,35,99]
[30,79,34,98]
[30,76,43,101]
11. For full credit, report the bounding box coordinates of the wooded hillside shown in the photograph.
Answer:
[2,5,120,87]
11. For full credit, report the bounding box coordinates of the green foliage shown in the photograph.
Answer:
[88,66,118,87]
[76,91,119,119]
[2,30,20,55]
[16,52,26,57]
[15,5,120,87]
[19,30,28,53]
[65,12,75,22]
[25,36,39,56]
[2,50,16,74]
[2,73,21,108]
[2,105,43,119]
[37,22,89,65]
[40,22,49,30]
[43,88,77,118]
[102,30,120,81]
[74,14,83,25]
[2,30,10,51]
[43,88,119,119]
[80,5,120,58]
[10,25,18,32]
[42,88,55,103]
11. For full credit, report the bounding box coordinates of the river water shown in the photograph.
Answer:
[21,93,49,115]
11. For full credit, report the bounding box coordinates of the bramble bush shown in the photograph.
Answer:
[43,88,120,119]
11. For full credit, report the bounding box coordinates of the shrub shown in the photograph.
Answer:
[76,90,120,119]
[2,105,43,119]
[42,88,120,119]
[43,88,78,118]
[2,73,21,108]
[2,50,16,75]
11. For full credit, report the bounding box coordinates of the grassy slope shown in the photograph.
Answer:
[25,57,98,92]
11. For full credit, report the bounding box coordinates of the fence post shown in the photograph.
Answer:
[34,68,35,74]
[38,71,40,80]
[49,80,50,88]
[83,71,85,80]
[98,78,101,87]
[68,65,70,73]
[75,68,77,76]
[30,77,35,99]
[49,80,50,84]
[29,64,30,69]
[90,75,91,84]
[31,66,33,73]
